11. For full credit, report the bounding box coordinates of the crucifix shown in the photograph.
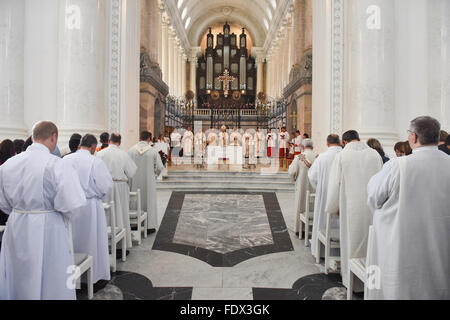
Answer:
[291,111,297,129]
[218,69,235,98]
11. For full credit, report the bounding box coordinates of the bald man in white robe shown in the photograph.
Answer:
[308,135,342,260]
[128,132,164,232]
[64,134,114,283]
[367,117,450,299]
[325,131,382,290]
[288,139,317,235]
[0,121,86,300]
[98,134,137,248]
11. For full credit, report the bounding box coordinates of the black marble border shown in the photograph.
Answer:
[252,273,345,300]
[152,191,293,267]
[77,271,193,300]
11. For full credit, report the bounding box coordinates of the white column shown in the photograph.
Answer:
[265,57,270,97]
[268,54,274,98]
[287,7,295,76]
[177,42,183,97]
[24,0,59,132]
[57,0,108,141]
[157,1,163,68]
[276,44,282,98]
[168,28,175,95]
[181,54,186,98]
[161,16,169,83]
[273,45,278,98]
[394,0,428,140]
[0,0,27,140]
[256,57,265,95]
[428,0,450,130]
[148,0,159,64]
[345,0,397,146]
[189,50,198,95]
[174,42,179,97]
[281,25,289,90]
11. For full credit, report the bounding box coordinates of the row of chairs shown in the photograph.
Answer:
[0,221,96,299]
[76,189,148,299]
[297,192,374,300]
[66,189,149,299]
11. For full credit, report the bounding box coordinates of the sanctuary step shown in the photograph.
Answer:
[157,171,295,193]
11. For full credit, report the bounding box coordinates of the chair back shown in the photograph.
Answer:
[129,189,142,216]
[104,202,116,232]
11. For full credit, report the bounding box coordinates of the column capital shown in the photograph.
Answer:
[158,0,165,11]
[250,46,266,62]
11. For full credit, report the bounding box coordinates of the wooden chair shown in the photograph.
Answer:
[129,189,148,245]
[316,212,340,274]
[104,202,126,273]
[347,226,374,300]
[298,191,315,247]
[74,253,94,300]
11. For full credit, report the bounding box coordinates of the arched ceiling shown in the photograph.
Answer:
[175,0,279,47]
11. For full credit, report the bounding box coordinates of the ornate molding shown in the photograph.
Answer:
[283,52,312,98]
[140,49,169,97]
[108,0,122,133]
[330,0,344,135]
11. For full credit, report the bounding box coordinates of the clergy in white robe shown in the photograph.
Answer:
[170,129,182,164]
[288,139,317,234]
[97,134,137,248]
[0,121,86,300]
[194,129,206,165]
[207,129,218,147]
[182,127,194,158]
[63,134,113,283]
[128,132,164,231]
[242,130,253,157]
[367,117,450,300]
[308,135,342,259]
[230,128,242,146]
[219,126,229,148]
[325,131,383,290]
[255,128,264,158]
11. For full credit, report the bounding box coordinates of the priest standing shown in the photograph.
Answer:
[182,127,194,159]
[308,134,342,260]
[230,128,242,146]
[255,128,264,159]
[97,134,137,249]
[207,128,218,147]
[325,130,383,291]
[288,139,317,237]
[128,131,164,233]
[367,116,450,300]
[0,121,86,300]
[170,128,182,165]
[64,134,114,284]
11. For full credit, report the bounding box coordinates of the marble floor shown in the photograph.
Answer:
[78,190,347,300]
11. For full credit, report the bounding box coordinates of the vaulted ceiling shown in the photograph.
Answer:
[174,0,281,47]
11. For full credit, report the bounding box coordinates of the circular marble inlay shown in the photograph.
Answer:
[322,287,347,300]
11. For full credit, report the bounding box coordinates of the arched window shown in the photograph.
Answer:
[270,0,277,10]
[266,7,273,20]
[181,8,187,20]
[177,0,184,9]
[264,19,269,30]
[185,17,191,29]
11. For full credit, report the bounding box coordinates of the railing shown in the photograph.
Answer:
[193,109,264,117]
